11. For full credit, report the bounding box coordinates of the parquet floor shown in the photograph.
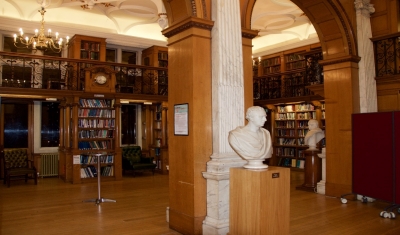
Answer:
[0,171,399,235]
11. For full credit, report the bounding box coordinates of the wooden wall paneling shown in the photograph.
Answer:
[163,17,213,234]
[395,112,400,204]
[322,59,360,197]
[370,0,399,37]
[376,77,400,111]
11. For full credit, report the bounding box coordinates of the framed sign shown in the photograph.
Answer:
[174,103,189,135]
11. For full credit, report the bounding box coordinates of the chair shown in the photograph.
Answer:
[2,148,37,187]
[122,146,156,177]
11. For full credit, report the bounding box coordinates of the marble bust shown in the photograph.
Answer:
[304,119,325,150]
[228,106,272,169]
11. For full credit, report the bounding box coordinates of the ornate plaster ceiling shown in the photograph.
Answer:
[0,0,317,53]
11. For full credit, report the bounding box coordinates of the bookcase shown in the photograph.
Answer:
[270,101,325,170]
[253,44,323,100]
[68,34,107,61]
[141,102,168,175]
[141,45,168,95]
[71,98,121,183]
[142,45,168,67]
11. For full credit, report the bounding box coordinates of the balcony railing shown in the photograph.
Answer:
[0,51,168,96]
[372,33,400,78]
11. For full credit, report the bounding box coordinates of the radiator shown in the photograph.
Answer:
[40,153,59,177]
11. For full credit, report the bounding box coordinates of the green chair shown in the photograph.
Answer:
[2,148,37,187]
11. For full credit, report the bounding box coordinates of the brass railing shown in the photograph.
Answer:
[0,51,168,96]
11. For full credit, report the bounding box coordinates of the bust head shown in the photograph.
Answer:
[308,119,319,130]
[246,106,267,128]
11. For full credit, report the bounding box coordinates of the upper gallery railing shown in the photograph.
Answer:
[0,51,168,96]
[372,33,400,78]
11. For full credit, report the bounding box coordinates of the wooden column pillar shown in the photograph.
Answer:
[320,56,361,197]
[113,99,122,180]
[162,17,213,234]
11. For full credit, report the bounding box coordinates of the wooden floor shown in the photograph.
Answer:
[1,171,399,235]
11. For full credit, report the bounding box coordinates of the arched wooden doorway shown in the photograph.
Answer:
[162,0,359,234]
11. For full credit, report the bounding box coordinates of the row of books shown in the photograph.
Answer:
[79,99,114,108]
[261,56,281,67]
[79,109,115,118]
[275,121,295,128]
[81,51,99,60]
[276,129,295,137]
[79,130,114,139]
[262,66,281,74]
[286,60,306,70]
[80,42,100,51]
[285,53,305,62]
[297,112,316,120]
[275,112,296,120]
[80,165,114,178]
[297,129,309,137]
[277,138,306,146]
[275,147,296,157]
[78,140,112,150]
[278,157,305,169]
[80,154,114,164]
[158,52,168,60]
[277,104,315,113]
[78,119,115,128]
[277,138,296,145]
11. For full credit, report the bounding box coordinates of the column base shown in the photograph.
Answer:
[317,181,326,194]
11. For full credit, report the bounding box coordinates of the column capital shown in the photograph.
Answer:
[354,0,375,17]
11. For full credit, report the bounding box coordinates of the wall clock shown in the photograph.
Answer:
[95,73,108,85]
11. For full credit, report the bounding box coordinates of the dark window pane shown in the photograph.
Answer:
[106,49,116,62]
[41,102,60,147]
[122,51,136,64]
[4,103,28,148]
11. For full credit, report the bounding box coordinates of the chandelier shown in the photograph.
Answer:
[13,7,69,53]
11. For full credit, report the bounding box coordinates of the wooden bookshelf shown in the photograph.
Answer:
[149,103,169,175]
[142,45,168,67]
[71,98,121,183]
[68,35,106,61]
[273,102,325,170]
[253,44,323,101]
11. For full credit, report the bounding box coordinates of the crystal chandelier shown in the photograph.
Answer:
[13,7,69,53]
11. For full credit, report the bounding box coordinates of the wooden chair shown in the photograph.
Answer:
[2,148,37,187]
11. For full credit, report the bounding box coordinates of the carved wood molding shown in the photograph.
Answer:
[162,17,214,38]
[319,55,361,66]
[242,28,259,39]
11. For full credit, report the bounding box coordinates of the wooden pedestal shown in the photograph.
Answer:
[296,149,322,192]
[229,167,290,235]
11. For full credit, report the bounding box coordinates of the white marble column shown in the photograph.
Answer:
[202,0,246,234]
[355,0,377,113]
[317,148,326,194]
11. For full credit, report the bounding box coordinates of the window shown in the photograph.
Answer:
[106,48,116,62]
[3,103,28,148]
[121,104,137,145]
[41,102,60,147]
[121,51,137,64]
